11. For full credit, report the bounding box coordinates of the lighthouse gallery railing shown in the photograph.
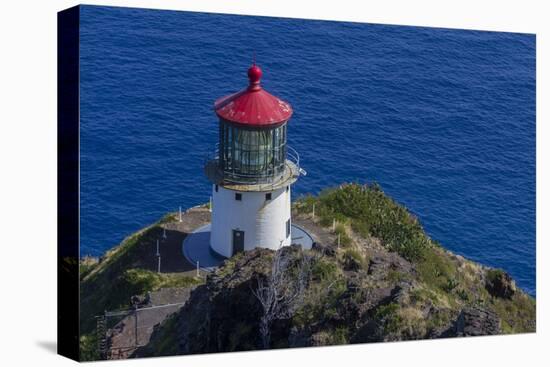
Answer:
[204,144,302,190]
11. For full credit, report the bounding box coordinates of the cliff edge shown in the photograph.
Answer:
[80,183,536,360]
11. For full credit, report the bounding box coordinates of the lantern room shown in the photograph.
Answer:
[217,121,287,183]
[210,64,295,185]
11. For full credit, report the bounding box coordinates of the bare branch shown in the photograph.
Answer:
[251,247,312,349]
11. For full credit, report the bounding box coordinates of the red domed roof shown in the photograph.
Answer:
[214,64,293,127]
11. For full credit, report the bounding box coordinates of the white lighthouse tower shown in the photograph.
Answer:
[205,63,302,258]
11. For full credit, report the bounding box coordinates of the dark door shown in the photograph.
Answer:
[232,230,245,255]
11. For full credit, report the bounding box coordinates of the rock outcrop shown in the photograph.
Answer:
[455,306,501,336]
[139,206,534,356]
[486,269,517,299]
[81,185,536,360]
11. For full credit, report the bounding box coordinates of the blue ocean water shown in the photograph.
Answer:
[79,6,536,295]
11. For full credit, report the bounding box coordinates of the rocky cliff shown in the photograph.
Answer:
[141,183,536,356]
[81,183,536,360]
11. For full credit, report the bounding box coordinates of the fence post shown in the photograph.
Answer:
[196,260,200,277]
[162,227,167,239]
[179,206,182,222]
[332,218,336,231]
[337,234,341,249]
[209,196,212,212]
[312,203,315,219]
[156,239,160,256]
[157,256,161,273]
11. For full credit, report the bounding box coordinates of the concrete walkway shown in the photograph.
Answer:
[182,224,226,271]
[182,223,314,272]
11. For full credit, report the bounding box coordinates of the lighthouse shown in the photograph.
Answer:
[204,64,302,258]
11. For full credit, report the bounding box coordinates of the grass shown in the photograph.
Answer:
[334,223,352,247]
[395,307,427,339]
[311,257,339,281]
[386,269,408,284]
[425,308,453,334]
[78,211,209,361]
[216,251,246,277]
[81,266,201,337]
[293,281,346,328]
[296,183,431,262]
[342,248,368,271]
[486,268,506,283]
[80,214,201,335]
[456,288,470,302]
[88,267,197,319]
[115,269,200,301]
[330,326,349,345]
[293,255,347,328]
[75,194,536,357]
[296,183,536,337]
[374,303,402,334]
[490,292,536,333]
[79,333,99,361]
[416,247,457,292]
[78,216,202,361]
[79,256,98,280]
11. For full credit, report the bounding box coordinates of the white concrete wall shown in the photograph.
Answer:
[210,184,292,257]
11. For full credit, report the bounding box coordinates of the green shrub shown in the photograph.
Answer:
[456,288,469,301]
[374,303,402,333]
[375,303,399,319]
[319,216,333,227]
[334,223,346,235]
[490,292,536,333]
[416,248,457,292]
[387,269,407,284]
[442,278,459,293]
[116,269,200,298]
[330,326,349,344]
[79,263,97,280]
[81,264,201,335]
[216,251,245,277]
[311,258,338,281]
[334,224,352,247]
[426,309,452,331]
[79,333,100,361]
[486,269,506,284]
[316,183,431,261]
[409,288,439,305]
[294,195,318,214]
[351,219,370,238]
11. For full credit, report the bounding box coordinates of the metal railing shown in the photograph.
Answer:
[204,144,302,187]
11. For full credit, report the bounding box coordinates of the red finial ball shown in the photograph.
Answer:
[248,64,262,85]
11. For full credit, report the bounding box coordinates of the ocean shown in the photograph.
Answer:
[78,6,536,295]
